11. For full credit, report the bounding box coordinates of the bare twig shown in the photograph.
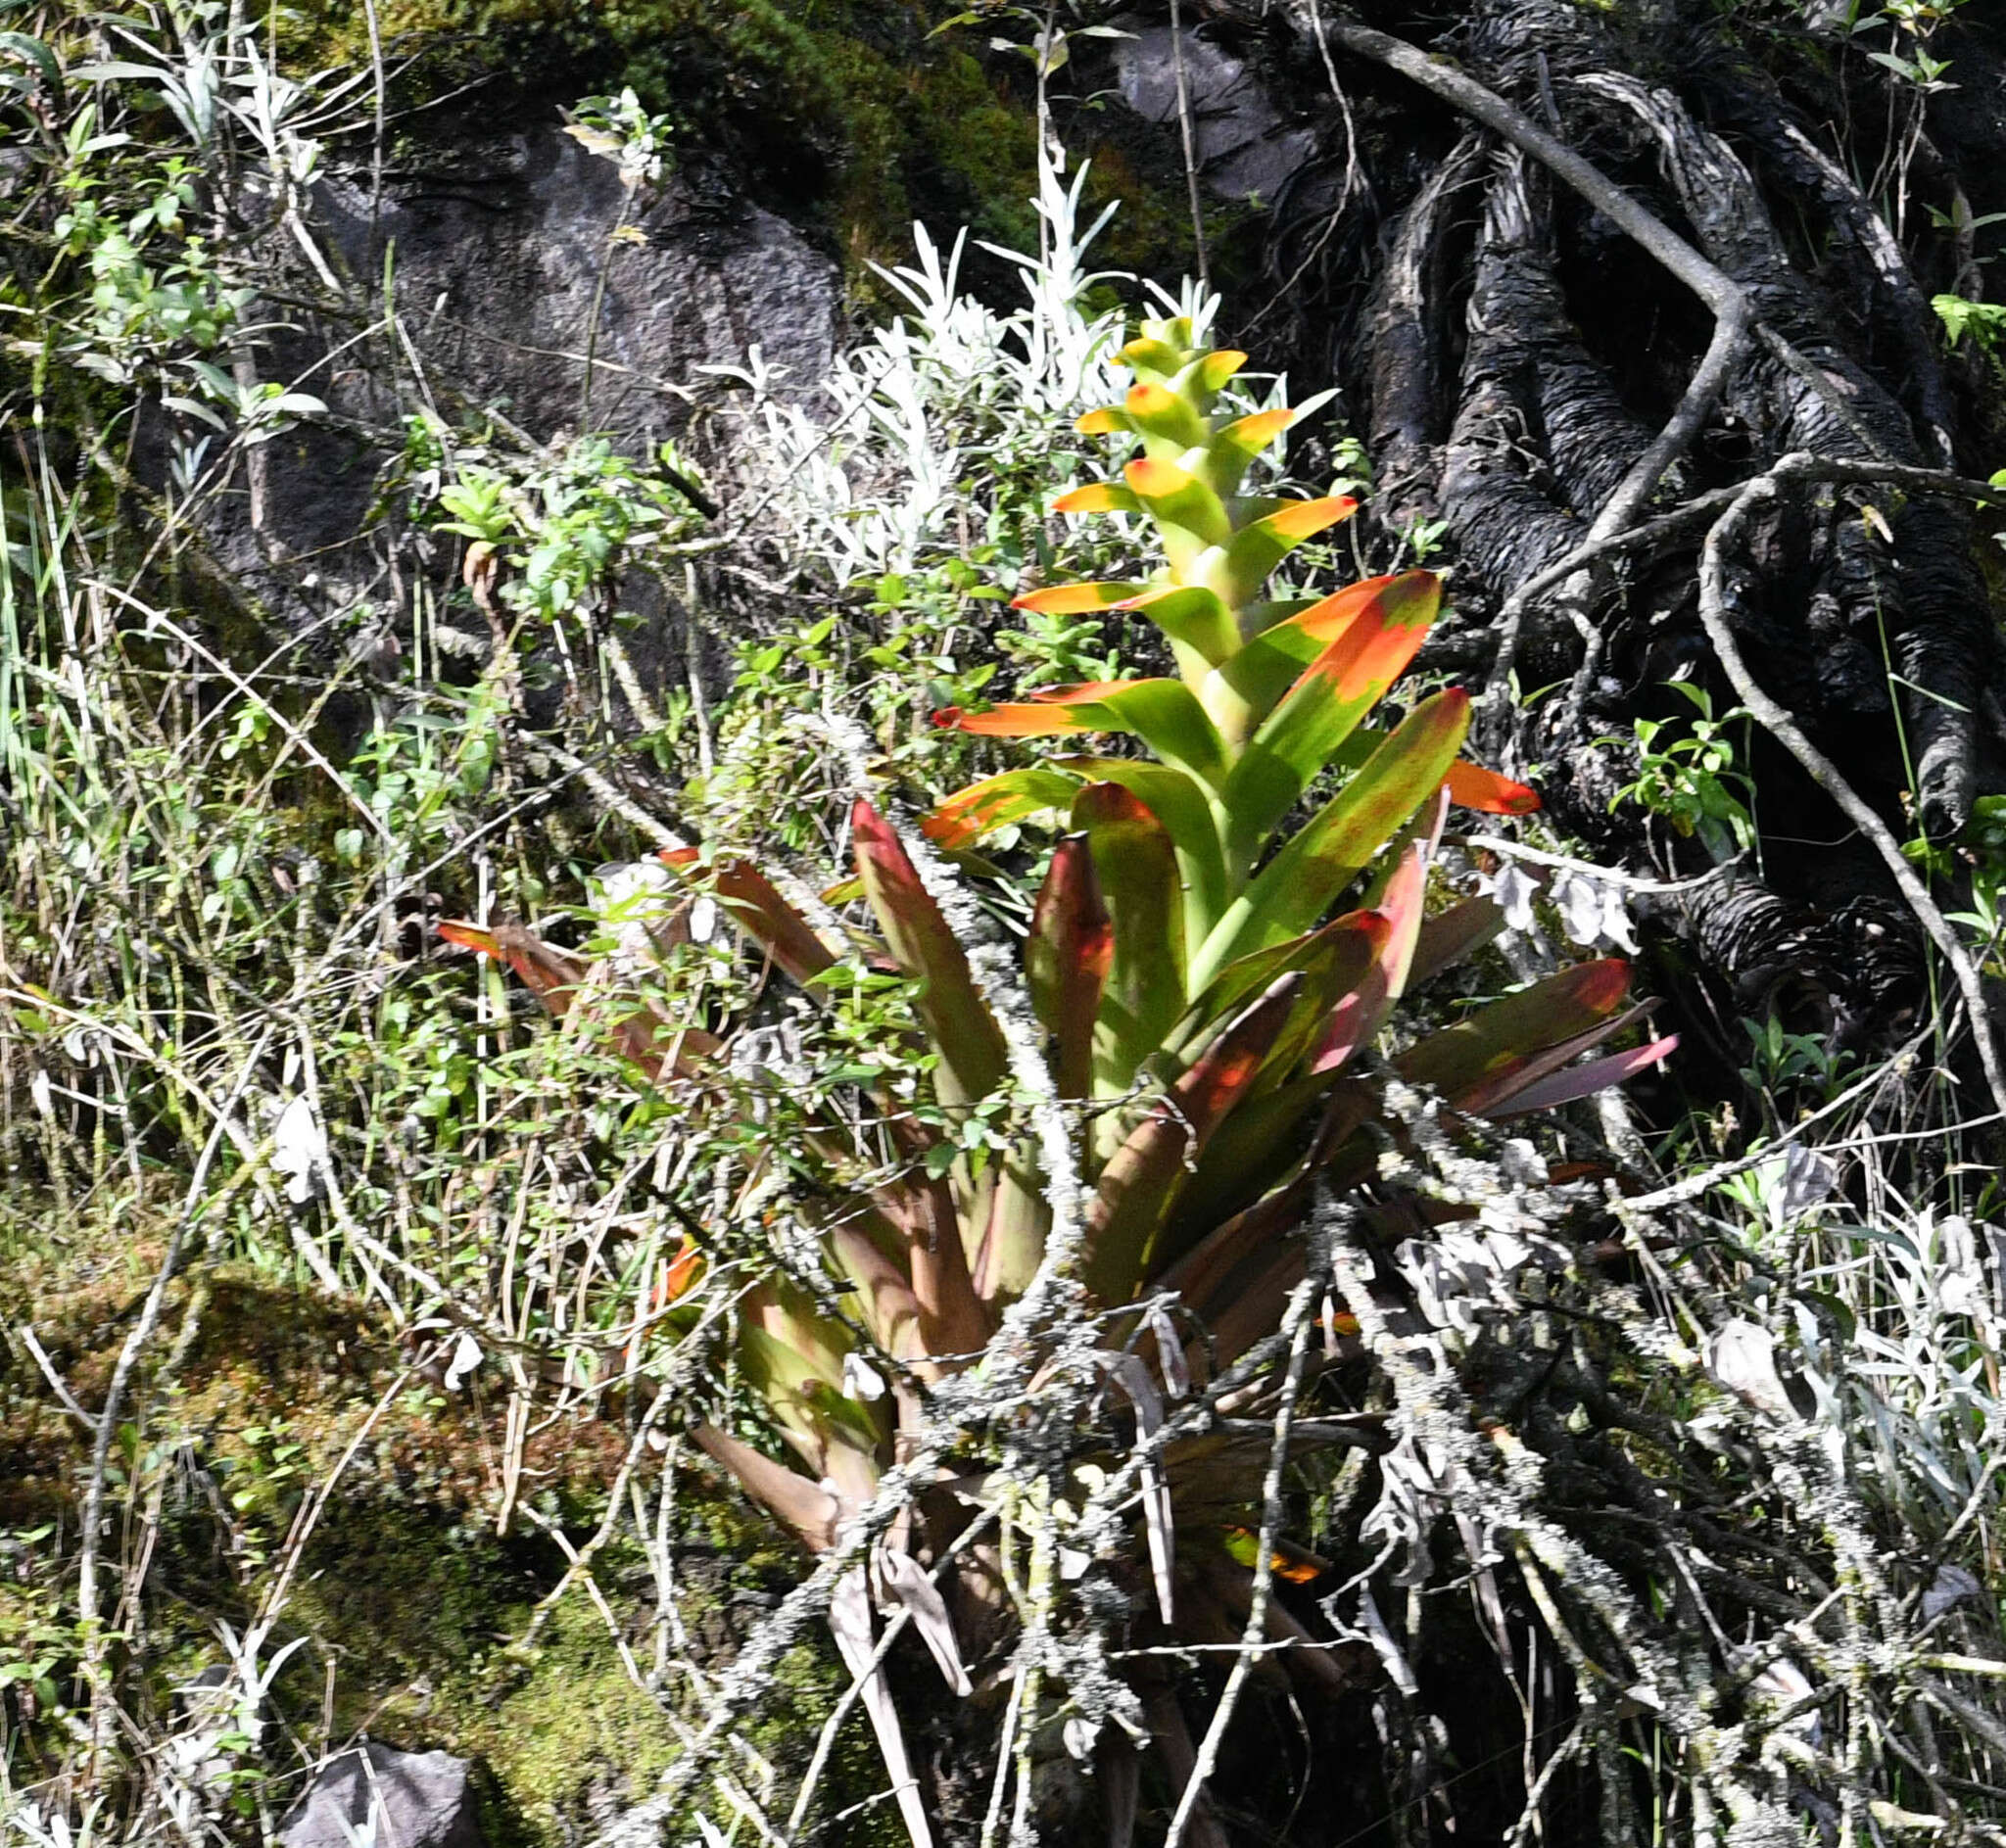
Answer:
[1168,0,1211,298]
[1694,474,2006,1121]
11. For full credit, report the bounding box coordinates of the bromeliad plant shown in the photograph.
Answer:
[439,316,1673,1833]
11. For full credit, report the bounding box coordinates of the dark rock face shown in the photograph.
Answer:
[311,128,842,443]
[1111,24,1315,205]
[200,123,840,634]
[279,1741,484,1848]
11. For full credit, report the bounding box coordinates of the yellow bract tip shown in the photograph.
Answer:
[1125,456,1194,498]
[1053,483,1134,513]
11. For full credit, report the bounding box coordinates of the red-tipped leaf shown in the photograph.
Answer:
[1081,973,1304,1305]
[850,800,1009,1111]
[1027,833,1114,1100]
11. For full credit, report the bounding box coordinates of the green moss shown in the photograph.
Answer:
[279,0,1039,278]
[278,1500,906,1846]
[0,1190,905,1845]
[269,0,1230,304]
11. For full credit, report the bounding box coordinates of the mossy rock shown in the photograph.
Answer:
[272,0,1222,306]
[0,1192,907,1846]
[278,0,1040,277]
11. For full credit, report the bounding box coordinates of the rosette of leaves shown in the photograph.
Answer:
[437,317,1674,1842]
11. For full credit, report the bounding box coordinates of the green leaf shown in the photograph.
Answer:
[0,31,62,108]
[1122,380,1210,452]
[1218,582,1441,875]
[1081,973,1302,1305]
[1075,782,1187,1104]
[920,767,1084,850]
[1166,1064,1340,1249]
[1450,997,1655,1115]
[1118,582,1240,669]
[1124,457,1232,571]
[1213,571,1440,727]
[1395,960,1633,1102]
[1174,908,1387,1059]
[1092,681,1231,789]
[1193,408,1296,500]
[936,680,1229,790]
[1158,1083,1374,1339]
[1058,755,1228,944]
[1193,689,1470,989]
[1218,497,1357,607]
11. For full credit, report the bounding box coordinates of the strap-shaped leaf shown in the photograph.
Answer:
[1081,973,1303,1305]
[1188,348,1248,398]
[1482,1034,1678,1117]
[1011,579,1146,614]
[1157,1080,1375,1326]
[851,800,1009,1111]
[659,848,838,988]
[436,920,719,1077]
[934,681,1228,789]
[931,694,1101,738]
[1194,408,1295,499]
[829,1566,936,1848]
[1174,909,1389,1059]
[920,767,1083,850]
[1193,688,1471,990]
[1164,1065,1335,1250]
[1218,570,1441,722]
[1218,580,1442,875]
[1312,845,1426,1075]
[1452,998,1657,1115]
[1394,959,1633,1100]
[1121,335,1188,379]
[870,1161,992,1358]
[1124,456,1232,556]
[1116,583,1240,667]
[437,920,585,1013]
[2,32,64,111]
[1075,782,1187,1101]
[1218,497,1358,607]
[1053,482,1140,515]
[1409,894,1505,987]
[824,1215,926,1362]
[1446,761,1541,814]
[1027,833,1113,1099]
[692,1422,840,1553]
[1057,755,1228,940]
[971,1142,1048,1303]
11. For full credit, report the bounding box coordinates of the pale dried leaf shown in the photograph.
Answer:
[1100,1352,1173,1623]
[830,1566,933,1848]
[876,1544,971,1695]
[1146,1303,1190,1398]
[1707,1318,1796,1420]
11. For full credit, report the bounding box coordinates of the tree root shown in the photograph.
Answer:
[1262,0,2006,1049]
